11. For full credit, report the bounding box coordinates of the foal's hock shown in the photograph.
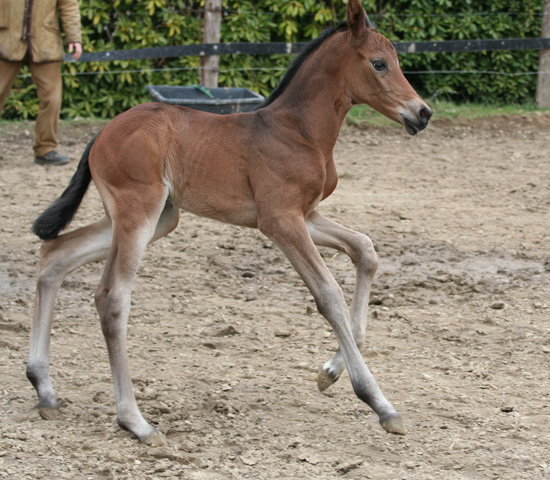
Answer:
[27,0,432,445]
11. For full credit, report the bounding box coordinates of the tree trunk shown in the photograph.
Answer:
[200,0,222,88]
[536,0,550,108]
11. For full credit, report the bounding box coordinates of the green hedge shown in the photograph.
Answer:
[2,0,544,120]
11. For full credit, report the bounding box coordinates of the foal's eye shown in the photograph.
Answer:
[371,60,387,72]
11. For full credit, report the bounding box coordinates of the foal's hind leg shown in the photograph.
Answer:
[27,216,113,419]
[94,196,177,445]
[27,204,178,424]
[306,211,378,392]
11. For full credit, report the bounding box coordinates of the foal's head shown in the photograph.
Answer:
[345,0,432,135]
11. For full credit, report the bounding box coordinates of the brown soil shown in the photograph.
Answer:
[0,113,549,480]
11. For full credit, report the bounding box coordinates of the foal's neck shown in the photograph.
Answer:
[268,33,353,156]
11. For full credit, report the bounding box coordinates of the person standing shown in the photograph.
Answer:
[0,0,82,166]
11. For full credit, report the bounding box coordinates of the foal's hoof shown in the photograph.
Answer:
[316,365,340,392]
[380,413,406,435]
[39,406,60,420]
[141,430,168,447]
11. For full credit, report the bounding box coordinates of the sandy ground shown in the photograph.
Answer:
[0,112,549,480]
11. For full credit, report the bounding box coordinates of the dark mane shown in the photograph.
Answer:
[259,21,349,108]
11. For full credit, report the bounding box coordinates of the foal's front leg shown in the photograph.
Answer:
[258,212,404,435]
[306,210,378,392]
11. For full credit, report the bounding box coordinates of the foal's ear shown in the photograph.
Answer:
[347,0,368,38]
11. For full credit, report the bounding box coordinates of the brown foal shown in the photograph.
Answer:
[27,0,432,445]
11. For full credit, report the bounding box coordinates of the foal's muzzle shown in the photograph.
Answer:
[401,105,433,135]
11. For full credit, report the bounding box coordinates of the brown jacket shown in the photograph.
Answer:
[0,0,81,63]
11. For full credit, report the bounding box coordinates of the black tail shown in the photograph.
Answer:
[32,134,100,240]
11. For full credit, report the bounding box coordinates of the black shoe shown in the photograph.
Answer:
[35,151,70,166]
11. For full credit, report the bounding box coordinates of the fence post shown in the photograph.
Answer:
[537,0,550,108]
[200,0,222,88]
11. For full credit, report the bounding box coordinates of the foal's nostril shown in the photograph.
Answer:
[418,106,433,124]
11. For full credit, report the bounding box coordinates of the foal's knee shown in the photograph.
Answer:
[314,280,347,319]
[351,233,378,276]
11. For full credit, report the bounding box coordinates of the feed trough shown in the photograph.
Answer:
[146,85,265,114]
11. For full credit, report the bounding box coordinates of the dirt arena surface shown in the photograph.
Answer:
[0,112,549,480]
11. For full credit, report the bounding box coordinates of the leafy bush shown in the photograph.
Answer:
[2,0,543,120]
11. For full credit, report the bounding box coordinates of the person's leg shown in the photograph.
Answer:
[28,61,62,158]
[0,59,25,115]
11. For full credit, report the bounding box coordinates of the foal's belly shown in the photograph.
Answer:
[176,194,259,228]
[167,176,259,228]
